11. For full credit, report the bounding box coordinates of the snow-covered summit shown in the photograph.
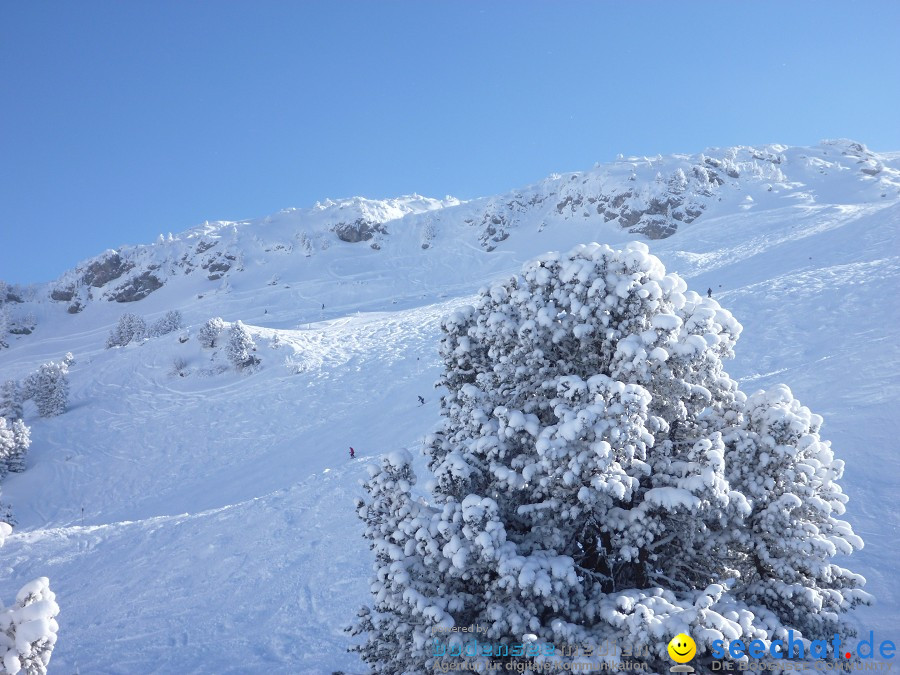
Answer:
[178,193,457,243]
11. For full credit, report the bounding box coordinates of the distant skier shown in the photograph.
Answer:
[707,288,712,298]
[322,303,325,310]
[349,446,355,459]
[417,395,425,405]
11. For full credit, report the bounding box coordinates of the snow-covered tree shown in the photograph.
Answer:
[348,450,441,674]
[0,525,60,675]
[0,308,8,349]
[6,421,29,475]
[352,243,869,672]
[0,383,21,422]
[148,310,183,337]
[105,313,146,348]
[226,321,259,370]
[197,317,225,348]
[0,419,30,477]
[0,422,14,479]
[23,362,69,418]
[0,491,13,527]
[724,385,869,643]
[0,382,29,476]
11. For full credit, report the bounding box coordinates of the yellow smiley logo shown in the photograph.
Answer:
[667,633,696,663]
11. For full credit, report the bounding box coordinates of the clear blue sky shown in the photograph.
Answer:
[2,1,899,284]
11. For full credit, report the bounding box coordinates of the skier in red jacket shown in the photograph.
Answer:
[349,446,355,459]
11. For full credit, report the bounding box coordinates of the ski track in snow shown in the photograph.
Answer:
[0,160,898,672]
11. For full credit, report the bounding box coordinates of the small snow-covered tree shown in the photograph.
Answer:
[0,419,29,477]
[0,489,12,527]
[0,525,60,675]
[24,362,69,418]
[0,422,14,479]
[0,383,21,422]
[4,421,30,475]
[148,310,182,337]
[105,313,146,348]
[226,321,258,370]
[0,379,30,474]
[197,317,225,348]
[352,243,869,672]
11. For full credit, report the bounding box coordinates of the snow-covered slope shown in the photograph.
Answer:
[0,140,898,673]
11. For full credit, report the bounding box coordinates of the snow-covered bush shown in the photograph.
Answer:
[105,313,146,348]
[148,310,183,337]
[197,317,225,348]
[171,356,188,377]
[282,354,306,375]
[351,243,869,672]
[0,527,59,675]
[23,362,69,418]
[226,321,259,370]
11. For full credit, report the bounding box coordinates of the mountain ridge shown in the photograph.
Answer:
[3,139,898,318]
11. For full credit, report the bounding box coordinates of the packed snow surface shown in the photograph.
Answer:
[0,140,898,672]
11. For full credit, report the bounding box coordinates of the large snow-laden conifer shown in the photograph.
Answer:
[0,525,60,675]
[352,242,869,672]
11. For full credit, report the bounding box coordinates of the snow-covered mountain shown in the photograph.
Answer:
[0,139,898,673]
[3,139,897,325]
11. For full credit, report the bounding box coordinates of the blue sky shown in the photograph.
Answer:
[2,1,899,283]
